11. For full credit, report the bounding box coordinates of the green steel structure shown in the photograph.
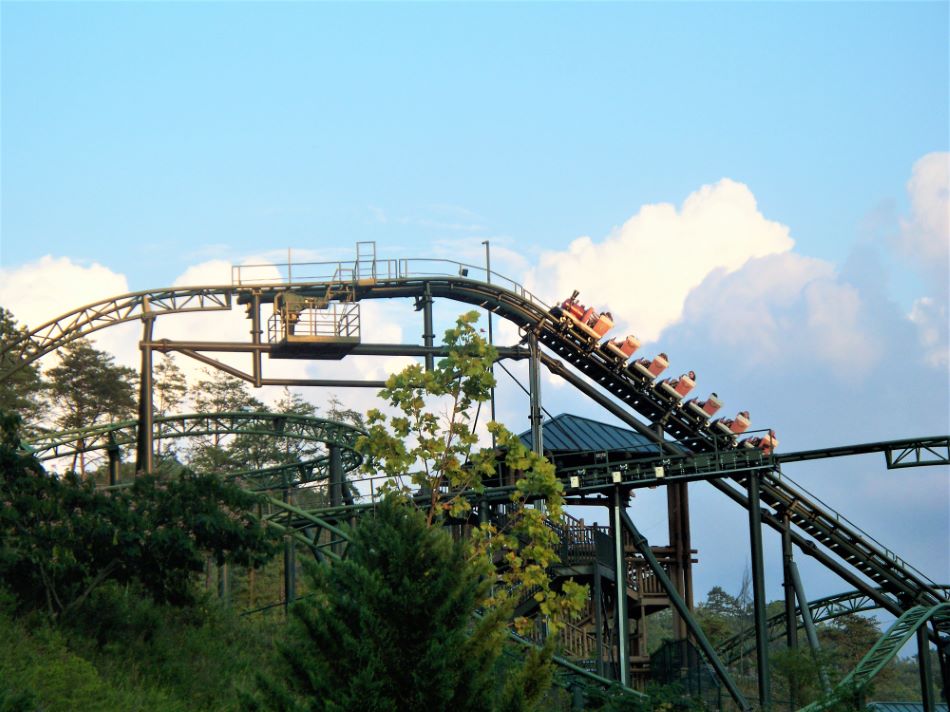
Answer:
[2,243,948,711]
[798,603,950,712]
[718,587,950,667]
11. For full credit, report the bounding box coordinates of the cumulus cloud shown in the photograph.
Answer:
[525,179,794,342]
[671,252,883,380]
[0,255,139,368]
[909,296,949,368]
[0,255,130,330]
[898,151,949,276]
[894,152,949,366]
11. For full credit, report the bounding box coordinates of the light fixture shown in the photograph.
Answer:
[611,471,622,483]
[654,466,665,479]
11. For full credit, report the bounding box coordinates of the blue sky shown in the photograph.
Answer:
[2,3,948,604]
[3,3,947,295]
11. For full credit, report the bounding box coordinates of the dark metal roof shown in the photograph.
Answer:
[869,704,948,712]
[518,413,658,454]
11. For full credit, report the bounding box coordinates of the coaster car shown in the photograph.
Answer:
[553,290,614,341]
[685,393,722,419]
[629,352,669,381]
[741,430,779,455]
[657,371,696,400]
[712,411,751,438]
[602,334,641,364]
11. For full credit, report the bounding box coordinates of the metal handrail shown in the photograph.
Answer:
[231,257,553,313]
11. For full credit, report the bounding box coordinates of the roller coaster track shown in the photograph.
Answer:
[717,587,950,666]
[711,472,945,612]
[3,260,947,653]
[797,603,950,712]
[25,411,364,479]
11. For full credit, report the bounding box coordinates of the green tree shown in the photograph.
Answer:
[0,307,46,430]
[357,311,586,634]
[45,339,137,473]
[154,354,189,418]
[0,411,279,618]
[188,368,265,473]
[325,394,365,430]
[252,498,546,712]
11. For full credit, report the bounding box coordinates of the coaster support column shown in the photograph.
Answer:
[135,308,155,474]
[747,471,771,711]
[528,332,542,454]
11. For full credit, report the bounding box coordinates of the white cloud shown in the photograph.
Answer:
[173,259,234,287]
[670,252,883,381]
[909,296,949,368]
[525,179,794,342]
[0,255,130,331]
[894,152,949,365]
[899,151,949,274]
[0,255,139,368]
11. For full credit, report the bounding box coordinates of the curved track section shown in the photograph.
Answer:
[25,411,364,480]
[797,602,950,712]
[0,287,233,377]
[717,587,950,666]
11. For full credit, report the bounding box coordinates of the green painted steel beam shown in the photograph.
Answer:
[796,603,950,712]
[778,436,949,469]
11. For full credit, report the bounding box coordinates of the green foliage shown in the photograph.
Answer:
[66,583,280,711]
[0,307,45,431]
[359,310,499,521]
[0,584,279,712]
[153,354,189,420]
[251,498,520,712]
[0,411,279,617]
[357,311,587,635]
[0,604,184,712]
[45,338,137,473]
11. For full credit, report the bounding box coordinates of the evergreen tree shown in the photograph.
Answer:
[188,368,265,473]
[153,354,189,418]
[0,307,46,430]
[253,499,535,712]
[45,339,137,473]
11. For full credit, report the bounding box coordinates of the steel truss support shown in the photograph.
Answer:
[420,284,434,372]
[937,625,950,706]
[748,471,772,710]
[329,444,344,556]
[135,313,155,473]
[528,333,543,454]
[609,486,629,686]
[620,509,750,711]
[107,432,121,486]
[781,511,799,710]
[593,561,606,678]
[918,625,935,712]
[667,479,693,642]
[782,512,799,651]
[789,559,831,693]
[249,292,263,387]
[283,473,296,614]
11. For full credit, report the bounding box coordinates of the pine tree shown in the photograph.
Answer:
[255,499,516,712]
[0,307,46,430]
[45,338,137,473]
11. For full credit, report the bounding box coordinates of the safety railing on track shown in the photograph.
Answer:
[231,257,554,313]
[761,470,943,596]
